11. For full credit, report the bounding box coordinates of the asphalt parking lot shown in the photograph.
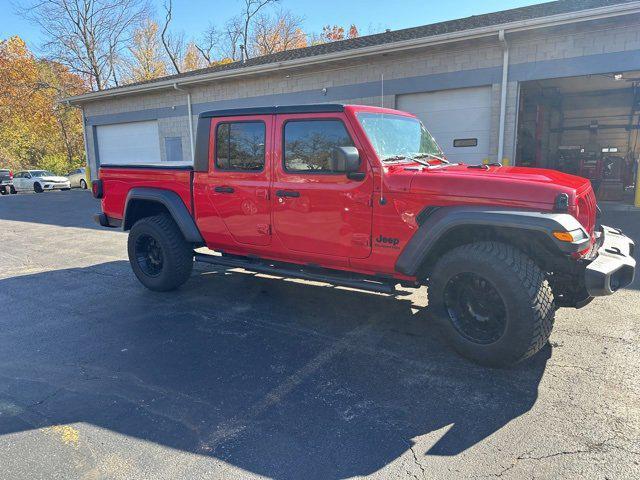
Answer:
[0,190,638,479]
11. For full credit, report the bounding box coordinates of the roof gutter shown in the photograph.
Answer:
[65,1,640,104]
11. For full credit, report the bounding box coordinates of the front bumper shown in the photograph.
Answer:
[584,225,635,296]
[43,182,70,190]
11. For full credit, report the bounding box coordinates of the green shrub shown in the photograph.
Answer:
[38,154,85,176]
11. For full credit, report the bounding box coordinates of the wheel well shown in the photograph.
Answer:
[123,199,170,231]
[417,224,571,278]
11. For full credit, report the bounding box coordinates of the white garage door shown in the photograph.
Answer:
[97,120,161,165]
[397,86,492,164]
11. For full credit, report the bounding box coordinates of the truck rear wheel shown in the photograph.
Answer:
[127,213,193,291]
[428,241,555,367]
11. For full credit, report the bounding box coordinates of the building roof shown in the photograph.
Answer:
[67,0,640,103]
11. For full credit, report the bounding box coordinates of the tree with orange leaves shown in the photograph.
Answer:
[252,10,307,56]
[320,24,359,42]
[0,36,87,172]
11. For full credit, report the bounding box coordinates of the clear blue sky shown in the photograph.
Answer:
[2,0,544,51]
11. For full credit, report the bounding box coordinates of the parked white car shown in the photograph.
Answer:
[68,167,88,189]
[12,170,71,193]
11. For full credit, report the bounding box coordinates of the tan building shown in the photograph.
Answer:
[68,0,640,203]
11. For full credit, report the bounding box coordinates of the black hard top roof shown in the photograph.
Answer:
[199,104,345,118]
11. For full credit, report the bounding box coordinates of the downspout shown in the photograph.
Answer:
[497,29,509,165]
[174,83,195,162]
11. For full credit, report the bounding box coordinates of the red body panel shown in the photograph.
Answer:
[100,167,193,221]
[99,104,596,281]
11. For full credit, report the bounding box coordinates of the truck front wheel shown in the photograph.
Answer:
[127,214,193,291]
[428,242,555,367]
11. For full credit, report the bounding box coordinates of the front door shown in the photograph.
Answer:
[272,114,373,259]
[199,115,273,247]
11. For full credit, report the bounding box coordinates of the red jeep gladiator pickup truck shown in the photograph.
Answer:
[93,104,635,366]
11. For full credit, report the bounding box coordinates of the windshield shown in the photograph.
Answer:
[30,171,55,177]
[356,112,443,162]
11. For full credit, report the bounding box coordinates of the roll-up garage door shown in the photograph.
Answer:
[96,120,161,165]
[397,86,492,164]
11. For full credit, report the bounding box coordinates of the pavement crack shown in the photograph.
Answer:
[517,437,618,461]
[408,443,427,479]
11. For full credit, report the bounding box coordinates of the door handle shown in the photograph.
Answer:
[275,190,300,198]
[214,186,235,193]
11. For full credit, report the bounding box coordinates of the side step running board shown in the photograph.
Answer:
[194,252,396,294]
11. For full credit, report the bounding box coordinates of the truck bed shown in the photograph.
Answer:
[99,164,194,222]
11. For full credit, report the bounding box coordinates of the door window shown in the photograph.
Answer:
[216,122,265,171]
[283,120,354,173]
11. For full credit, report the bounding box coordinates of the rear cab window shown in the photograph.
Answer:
[215,121,266,172]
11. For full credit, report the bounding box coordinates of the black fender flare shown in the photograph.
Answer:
[123,187,204,243]
[395,206,590,276]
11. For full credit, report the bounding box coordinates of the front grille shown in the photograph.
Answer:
[576,187,597,234]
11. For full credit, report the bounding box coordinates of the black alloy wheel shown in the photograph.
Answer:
[134,234,164,277]
[443,272,507,345]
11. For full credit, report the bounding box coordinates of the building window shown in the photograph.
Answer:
[165,137,183,162]
[216,122,265,171]
[453,138,478,148]
[284,120,354,173]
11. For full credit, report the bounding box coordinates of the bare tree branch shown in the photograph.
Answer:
[195,23,220,64]
[252,9,305,56]
[160,0,182,74]
[17,0,149,90]
[239,0,278,60]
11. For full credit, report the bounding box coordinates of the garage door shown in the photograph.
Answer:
[397,86,492,164]
[96,120,161,165]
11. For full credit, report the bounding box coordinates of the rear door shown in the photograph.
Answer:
[15,172,29,190]
[197,115,273,247]
[11,172,21,189]
[272,114,373,259]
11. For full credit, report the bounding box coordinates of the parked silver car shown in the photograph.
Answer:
[68,167,88,189]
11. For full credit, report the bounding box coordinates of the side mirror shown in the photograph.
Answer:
[331,146,361,173]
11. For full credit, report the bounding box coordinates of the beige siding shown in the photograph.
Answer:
[81,14,640,176]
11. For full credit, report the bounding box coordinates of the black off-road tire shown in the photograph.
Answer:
[428,241,555,367]
[127,214,194,292]
[34,183,43,193]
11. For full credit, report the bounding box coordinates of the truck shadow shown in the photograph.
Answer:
[0,260,549,479]
[0,190,106,231]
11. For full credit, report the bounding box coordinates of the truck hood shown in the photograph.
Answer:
[398,163,591,208]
